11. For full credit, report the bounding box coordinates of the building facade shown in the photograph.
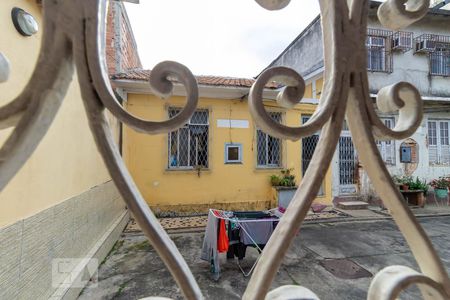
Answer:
[0,1,140,299]
[267,1,450,202]
[113,70,332,213]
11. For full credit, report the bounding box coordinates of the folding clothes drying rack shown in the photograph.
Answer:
[209,209,280,277]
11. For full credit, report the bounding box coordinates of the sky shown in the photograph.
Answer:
[124,0,320,78]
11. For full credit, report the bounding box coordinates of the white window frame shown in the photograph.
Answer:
[430,50,450,77]
[224,143,242,164]
[428,119,450,166]
[376,117,396,165]
[366,36,387,72]
[167,108,209,170]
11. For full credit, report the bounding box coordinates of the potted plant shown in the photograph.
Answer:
[398,176,427,207]
[430,177,450,198]
[392,175,412,191]
[408,177,428,194]
[270,168,297,210]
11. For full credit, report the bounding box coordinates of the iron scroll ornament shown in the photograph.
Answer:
[0,0,448,300]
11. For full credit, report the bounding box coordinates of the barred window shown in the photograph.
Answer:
[302,116,324,196]
[429,120,450,165]
[366,36,393,73]
[376,118,396,165]
[256,112,282,167]
[168,108,209,169]
[430,51,450,77]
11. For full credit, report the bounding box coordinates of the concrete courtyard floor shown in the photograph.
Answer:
[79,211,450,300]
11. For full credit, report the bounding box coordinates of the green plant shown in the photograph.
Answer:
[270,168,296,187]
[270,175,281,186]
[408,177,428,195]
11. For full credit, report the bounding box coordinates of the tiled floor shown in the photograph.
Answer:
[159,215,208,229]
[125,208,351,232]
[123,216,208,232]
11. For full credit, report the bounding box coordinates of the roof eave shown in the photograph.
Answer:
[112,79,274,99]
[111,79,320,104]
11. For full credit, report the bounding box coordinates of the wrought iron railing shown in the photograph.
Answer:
[366,28,393,38]
[414,33,450,53]
[391,30,414,52]
[0,0,449,299]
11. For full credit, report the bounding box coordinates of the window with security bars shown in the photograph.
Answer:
[168,108,209,169]
[366,36,393,73]
[428,120,450,165]
[430,51,450,76]
[376,118,396,165]
[302,116,324,195]
[256,112,282,167]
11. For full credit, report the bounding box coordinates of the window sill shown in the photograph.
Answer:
[164,168,211,174]
[255,166,284,172]
[430,74,450,77]
[367,69,392,74]
[225,162,243,165]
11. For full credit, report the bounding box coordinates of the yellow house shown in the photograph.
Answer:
[112,70,331,213]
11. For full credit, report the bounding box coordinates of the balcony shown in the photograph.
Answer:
[391,31,413,52]
[414,33,450,53]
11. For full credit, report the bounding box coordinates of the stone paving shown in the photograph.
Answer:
[125,208,352,232]
[122,199,450,233]
[79,210,450,300]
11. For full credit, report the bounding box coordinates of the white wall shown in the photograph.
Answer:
[332,13,450,199]
[358,112,450,200]
[367,14,450,98]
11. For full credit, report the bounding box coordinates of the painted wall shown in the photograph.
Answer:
[268,15,323,77]
[0,1,112,227]
[270,8,450,98]
[123,93,332,212]
[366,14,450,98]
[360,111,450,200]
[269,6,450,199]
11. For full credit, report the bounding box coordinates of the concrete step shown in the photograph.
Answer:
[336,201,369,210]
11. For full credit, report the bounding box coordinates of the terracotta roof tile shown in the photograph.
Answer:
[111,69,281,89]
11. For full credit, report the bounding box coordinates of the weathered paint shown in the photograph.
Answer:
[123,93,332,212]
[269,7,450,199]
[360,111,450,200]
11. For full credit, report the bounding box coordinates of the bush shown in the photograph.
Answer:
[270,168,296,187]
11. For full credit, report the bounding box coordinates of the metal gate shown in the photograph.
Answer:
[338,128,358,195]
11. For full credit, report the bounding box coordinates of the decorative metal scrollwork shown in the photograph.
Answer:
[0,0,448,299]
[0,52,9,83]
